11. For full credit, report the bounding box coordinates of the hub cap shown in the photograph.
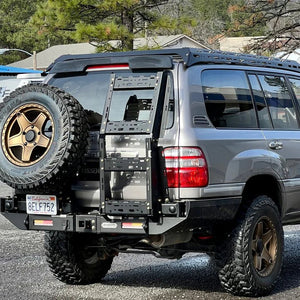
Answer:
[251,216,277,276]
[2,104,54,166]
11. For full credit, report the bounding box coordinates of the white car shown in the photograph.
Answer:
[0,73,44,103]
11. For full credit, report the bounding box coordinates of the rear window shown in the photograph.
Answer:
[107,74,158,122]
[48,72,111,114]
[202,70,257,128]
[49,71,174,130]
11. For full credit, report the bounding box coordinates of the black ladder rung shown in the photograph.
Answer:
[104,157,148,171]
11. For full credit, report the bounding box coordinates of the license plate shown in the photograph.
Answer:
[26,195,57,215]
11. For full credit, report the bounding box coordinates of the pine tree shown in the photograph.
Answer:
[32,0,176,51]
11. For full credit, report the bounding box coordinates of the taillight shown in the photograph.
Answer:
[163,147,208,188]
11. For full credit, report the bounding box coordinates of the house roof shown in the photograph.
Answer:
[9,35,209,70]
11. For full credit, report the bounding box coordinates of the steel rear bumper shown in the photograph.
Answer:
[1,197,241,234]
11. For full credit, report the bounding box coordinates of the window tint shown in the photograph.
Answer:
[49,72,111,114]
[248,74,273,128]
[202,70,257,128]
[258,75,298,129]
[109,89,154,121]
[288,77,300,103]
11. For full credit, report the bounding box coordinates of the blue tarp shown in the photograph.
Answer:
[0,65,41,74]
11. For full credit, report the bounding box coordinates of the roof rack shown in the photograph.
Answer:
[48,47,300,74]
[186,48,300,73]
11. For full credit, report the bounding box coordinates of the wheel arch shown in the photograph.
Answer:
[242,174,283,216]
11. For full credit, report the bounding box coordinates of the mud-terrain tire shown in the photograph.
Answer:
[0,84,88,190]
[217,195,283,296]
[44,232,114,284]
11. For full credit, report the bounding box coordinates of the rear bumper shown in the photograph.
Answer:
[1,196,241,234]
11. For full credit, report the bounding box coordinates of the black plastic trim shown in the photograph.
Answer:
[48,55,173,73]
[186,197,241,220]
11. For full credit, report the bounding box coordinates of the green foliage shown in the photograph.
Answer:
[226,1,266,37]
[30,0,196,51]
[0,0,275,64]
[0,0,45,64]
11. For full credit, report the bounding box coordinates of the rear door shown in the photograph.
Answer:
[249,73,300,219]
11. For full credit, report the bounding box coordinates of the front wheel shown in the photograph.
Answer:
[44,232,114,284]
[217,195,284,296]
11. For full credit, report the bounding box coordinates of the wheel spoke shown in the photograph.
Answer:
[21,145,34,162]
[254,253,262,270]
[16,113,31,131]
[32,113,47,130]
[256,221,263,238]
[8,133,23,147]
[261,247,272,264]
[252,239,257,251]
[262,229,273,246]
[37,134,50,148]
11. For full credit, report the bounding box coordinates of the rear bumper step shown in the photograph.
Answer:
[1,197,241,234]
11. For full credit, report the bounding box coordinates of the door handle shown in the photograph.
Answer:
[269,141,283,150]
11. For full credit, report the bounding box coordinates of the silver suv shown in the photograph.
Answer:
[1,48,300,296]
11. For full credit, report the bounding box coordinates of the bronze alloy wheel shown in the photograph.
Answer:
[2,103,54,166]
[251,216,277,277]
[218,196,283,296]
[0,84,88,190]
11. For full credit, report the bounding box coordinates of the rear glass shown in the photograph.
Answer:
[49,71,174,130]
[49,72,111,114]
[109,89,153,121]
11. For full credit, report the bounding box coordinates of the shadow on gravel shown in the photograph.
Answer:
[102,231,300,297]
[272,231,300,294]
[104,254,223,293]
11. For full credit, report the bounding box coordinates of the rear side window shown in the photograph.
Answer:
[202,70,257,128]
[258,75,298,129]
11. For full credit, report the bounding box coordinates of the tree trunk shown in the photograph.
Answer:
[121,9,134,50]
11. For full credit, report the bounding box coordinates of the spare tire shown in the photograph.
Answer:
[0,84,88,190]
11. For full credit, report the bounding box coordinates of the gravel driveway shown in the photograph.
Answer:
[1,181,300,300]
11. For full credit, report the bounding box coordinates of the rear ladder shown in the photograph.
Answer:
[99,72,168,217]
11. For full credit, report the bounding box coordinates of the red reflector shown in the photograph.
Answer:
[163,147,208,188]
[198,236,213,240]
[86,64,130,71]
